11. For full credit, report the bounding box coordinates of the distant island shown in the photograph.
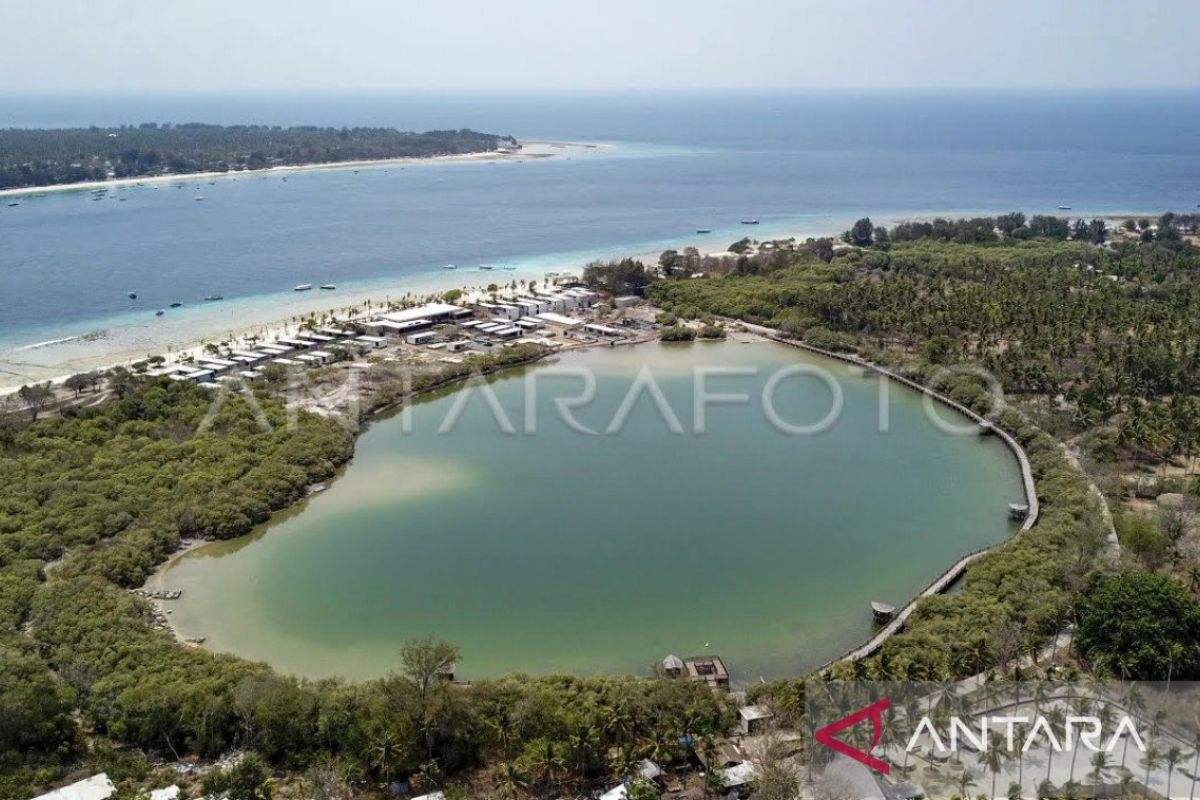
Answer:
[0,123,516,190]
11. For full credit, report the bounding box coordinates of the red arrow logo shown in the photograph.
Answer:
[814,697,891,775]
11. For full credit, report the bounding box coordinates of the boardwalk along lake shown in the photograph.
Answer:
[155,340,1024,681]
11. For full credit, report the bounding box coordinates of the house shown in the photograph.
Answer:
[584,323,623,338]
[406,331,438,345]
[276,337,315,350]
[662,654,685,677]
[308,349,335,364]
[682,655,729,690]
[738,705,773,735]
[356,335,387,349]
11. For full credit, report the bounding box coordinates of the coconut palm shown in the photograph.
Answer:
[956,768,978,800]
[1166,745,1185,800]
[1141,745,1163,800]
[495,761,528,800]
[979,744,1005,800]
[1089,751,1112,787]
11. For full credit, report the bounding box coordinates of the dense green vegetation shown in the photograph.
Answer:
[1075,570,1200,680]
[0,124,513,189]
[0,347,736,799]
[8,213,1200,797]
[652,213,1200,690]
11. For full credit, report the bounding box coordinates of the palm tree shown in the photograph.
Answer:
[526,738,565,796]
[1089,751,1112,788]
[495,761,528,800]
[1141,745,1163,800]
[979,745,1005,800]
[1068,696,1093,784]
[956,768,978,800]
[1165,745,1185,800]
[370,730,405,788]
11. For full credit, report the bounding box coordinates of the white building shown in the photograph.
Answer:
[356,335,387,349]
[584,323,623,338]
[536,312,582,328]
[380,303,470,325]
[406,331,438,345]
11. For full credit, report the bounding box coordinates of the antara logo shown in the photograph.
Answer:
[814,697,892,775]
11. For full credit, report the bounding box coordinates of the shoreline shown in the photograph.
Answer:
[0,139,594,199]
[0,203,1168,396]
[145,328,1034,678]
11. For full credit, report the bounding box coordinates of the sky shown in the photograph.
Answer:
[3,0,1198,93]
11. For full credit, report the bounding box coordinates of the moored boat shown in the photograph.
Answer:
[740,219,759,225]
[294,284,313,291]
[320,284,336,290]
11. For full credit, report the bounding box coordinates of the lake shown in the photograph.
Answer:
[155,339,1024,681]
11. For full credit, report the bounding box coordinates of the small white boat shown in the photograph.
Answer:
[740,219,760,225]
[294,284,313,291]
[6,202,18,207]
[194,196,205,202]
[478,264,495,271]
[320,284,336,290]
[443,263,458,270]
[1058,205,1072,210]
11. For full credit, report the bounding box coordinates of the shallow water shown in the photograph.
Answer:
[156,340,1024,681]
[3,90,1199,386]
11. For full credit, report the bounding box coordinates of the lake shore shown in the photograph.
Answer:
[0,139,589,199]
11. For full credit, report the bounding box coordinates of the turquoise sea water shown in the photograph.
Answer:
[2,90,1199,372]
[156,341,1024,681]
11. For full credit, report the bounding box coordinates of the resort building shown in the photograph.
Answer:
[307,350,335,364]
[535,312,582,329]
[197,358,237,373]
[363,318,430,337]
[356,335,387,349]
[380,302,471,325]
[563,287,598,306]
[276,337,315,350]
[406,331,438,345]
[681,655,729,690]
[584,323,623,338]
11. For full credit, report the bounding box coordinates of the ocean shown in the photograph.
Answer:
[2,90,1199,385]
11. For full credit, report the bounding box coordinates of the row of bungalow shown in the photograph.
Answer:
[475,286,598,321]
[149,326,366,389]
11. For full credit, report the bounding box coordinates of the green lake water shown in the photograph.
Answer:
[156,340,1024,682]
